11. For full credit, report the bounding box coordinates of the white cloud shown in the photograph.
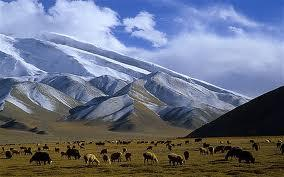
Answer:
[0,0,126,52]
[123,11,168,47]
[228,26,244,35]
[129,5,284,97]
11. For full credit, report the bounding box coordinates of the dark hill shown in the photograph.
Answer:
[187,86,284,137]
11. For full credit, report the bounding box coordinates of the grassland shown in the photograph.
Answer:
[0,136,283,177]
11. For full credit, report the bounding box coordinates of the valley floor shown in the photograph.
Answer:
[0,136,283,177]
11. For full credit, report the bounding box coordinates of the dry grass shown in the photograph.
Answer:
[0,136,283,177]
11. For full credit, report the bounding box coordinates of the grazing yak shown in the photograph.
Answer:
[214,146,225,153]
[24,149,32,155]
[168,153,184,166]
[123,148,127,153]
[111,152,122,162]
[208,146,214,155]
[280,144,284,154]
[55,148,60,153]
[61,152,67,157]
[225,147,243,160]
[100,149,107,154]
[199,147,208,155]
[146,146,153,150]
[103,154,111,164]
[276,142,281,149]
[238,151,255,163]
[66,148,81,159]
[96,142,105,146]
[184,151,189,160]
[11,149,20,155]
[195,138,202,142]
[252,143,260,151]
[185,140,189,144]
[5,151,12,159]
[203,143,210,148]
[42,144,49,151]
[167,144,173,151]
[84,154,100,166]
[125,152,132,161]
[30,152,52,165]
[143,151,158,164]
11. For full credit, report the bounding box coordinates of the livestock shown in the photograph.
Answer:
[100,149,108,154]
[214,146,225,153]
[199,147,208,155]
[252,143,260,151]
[203,143,210,148]
[276,142,281,149]
[225,147,243,160]
[84,154,100,166]
[168,153,184,166]
[30,152,52,165]
[96,142,105,146]
[111,152,122,162]
[42,144,49,151]
[167,144,172,151]
[281,144,284,154]
[125,152,132,161]
[183,151,189,160]
[224,146,232,151]
[11,149,20,155]
[24,149,32,155]
[20,146,27,150]
[102,154,111,164]
[185,140,189,144]
[66,148,81,159]
[61,152,67,157]
[5,151,12,159]
[143,151,158,164]
[146,146,153,150]
[238,151,255,163]
[176,143,182,146]
[265,139,271,143]
[55,148,60,153]
[123,148,127,153]
[195,138,202,142]
[250,140,255,143]
[208,146,214,155]
[227,140,231,144]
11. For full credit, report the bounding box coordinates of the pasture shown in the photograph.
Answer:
[0,136,283,177]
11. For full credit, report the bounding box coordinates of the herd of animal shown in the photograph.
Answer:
[1,138,283,166]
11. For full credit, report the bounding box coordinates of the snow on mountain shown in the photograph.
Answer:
[0,35,44,77]
[0,80,80,114]
[40,73,106,103]
[0,32,250,131]
[67,94,133,121]
[88,75,128,96]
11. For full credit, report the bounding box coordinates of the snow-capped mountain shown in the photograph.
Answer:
[0,32,249,134]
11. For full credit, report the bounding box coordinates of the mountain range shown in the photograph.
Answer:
[0,32,249,139]
[187,86,284,137]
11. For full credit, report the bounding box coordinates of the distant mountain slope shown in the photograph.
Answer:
[40,74,106,103]
[187,86,284,137]
[0,32,251,135]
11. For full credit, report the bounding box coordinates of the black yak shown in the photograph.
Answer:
[30,152,52,165]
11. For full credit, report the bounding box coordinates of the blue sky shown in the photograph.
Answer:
[0,0,283,96]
